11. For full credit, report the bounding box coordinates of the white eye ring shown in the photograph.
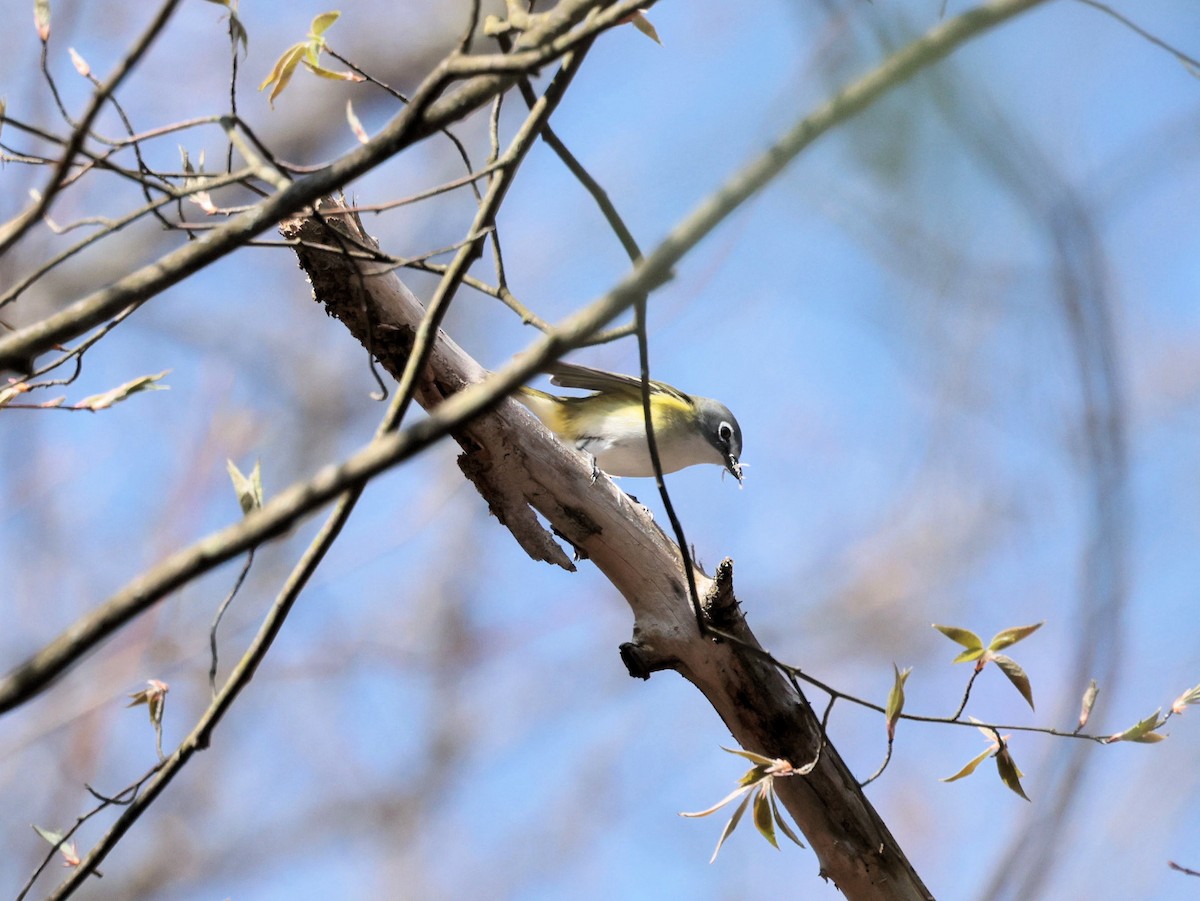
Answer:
[718,421,733,443]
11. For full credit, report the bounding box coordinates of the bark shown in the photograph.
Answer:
[281,200,935,901]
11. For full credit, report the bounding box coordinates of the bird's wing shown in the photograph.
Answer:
[546,362,692,404]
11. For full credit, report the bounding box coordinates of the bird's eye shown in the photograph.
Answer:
[718,422,733,445]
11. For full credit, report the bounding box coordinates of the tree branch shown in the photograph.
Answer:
[280,202,936,899]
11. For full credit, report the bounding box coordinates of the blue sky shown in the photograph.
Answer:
[3,1,1200,898]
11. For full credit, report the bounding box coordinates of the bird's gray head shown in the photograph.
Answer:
[695,398,744,484]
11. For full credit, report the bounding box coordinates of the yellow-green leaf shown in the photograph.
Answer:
[767,789,805,848]
[1172,682,1200,715]
[33,825,81,867]
[970,716,996,742]
[1107,709,1166,744]
[259,43,306,106]
[76,370,169,411]
[941,746,992,783]
[992,653,1035,710]
[708,790,753,863]
[1129,731,1168,744]
[934,624,983,652]
[680,784,751,819]
[951,647,986,665]
[737,764,770,787]
[35,0,51,41]
[213,0,249,55]
[721,746,777,768]
[303,60,363,82]
[988,621,1044,652]
[995,744,1030,801]
[886,664,911,740]
[227,459,264,515]
[228,9,249,55]
[33,824,65,846]
[752,784,778,849]
[1079,679,1099,728]
[309,10,340,37]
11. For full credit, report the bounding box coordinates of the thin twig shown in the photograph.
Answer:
[208,550,255,697]
[1074,0,1200,70]
[0,0,184,255]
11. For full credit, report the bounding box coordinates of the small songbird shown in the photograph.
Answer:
[515,361,743,483]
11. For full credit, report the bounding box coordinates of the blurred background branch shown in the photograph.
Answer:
[1,0,1198,898]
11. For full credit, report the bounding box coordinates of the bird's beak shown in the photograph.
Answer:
[725,455,743,485]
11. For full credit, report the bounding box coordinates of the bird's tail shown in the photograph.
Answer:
[513,386,565,433]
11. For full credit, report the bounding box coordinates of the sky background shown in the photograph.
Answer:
[3,0,1200,899]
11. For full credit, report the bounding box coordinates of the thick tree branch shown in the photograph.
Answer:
[277,204,934,900]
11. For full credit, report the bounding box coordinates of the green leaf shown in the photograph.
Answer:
[885,664,911,741]
[225,1,249,56]
[991,654,1035,710]
[260,11,354,105]
[934,624,983,653]
[721,746,777,768]
[303,60,363,82]
[309,10,340,37]
[767,788,805,848]
[941,746,992,783]
[259,43,306,107]
[1079,679,1099,728]
[951,647,986,665]
[32,825,81,867]
[76,370,169,411]
[708,790,753,863]
[969,716,995,741]
[1130,731,1168,744]
[1107,709,1167,744]
[226,459,264,515]
[33,824,65,846]
[680,784,751,819]
[995,744,1030,801]
[988,621,1044,652]
[737,765,770,787]
[752,784,778,849]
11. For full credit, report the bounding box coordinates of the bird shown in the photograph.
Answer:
[515,361,743,483]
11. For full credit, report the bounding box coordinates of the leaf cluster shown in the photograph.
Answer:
[258,11,362,107]
[680,748,807,862]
